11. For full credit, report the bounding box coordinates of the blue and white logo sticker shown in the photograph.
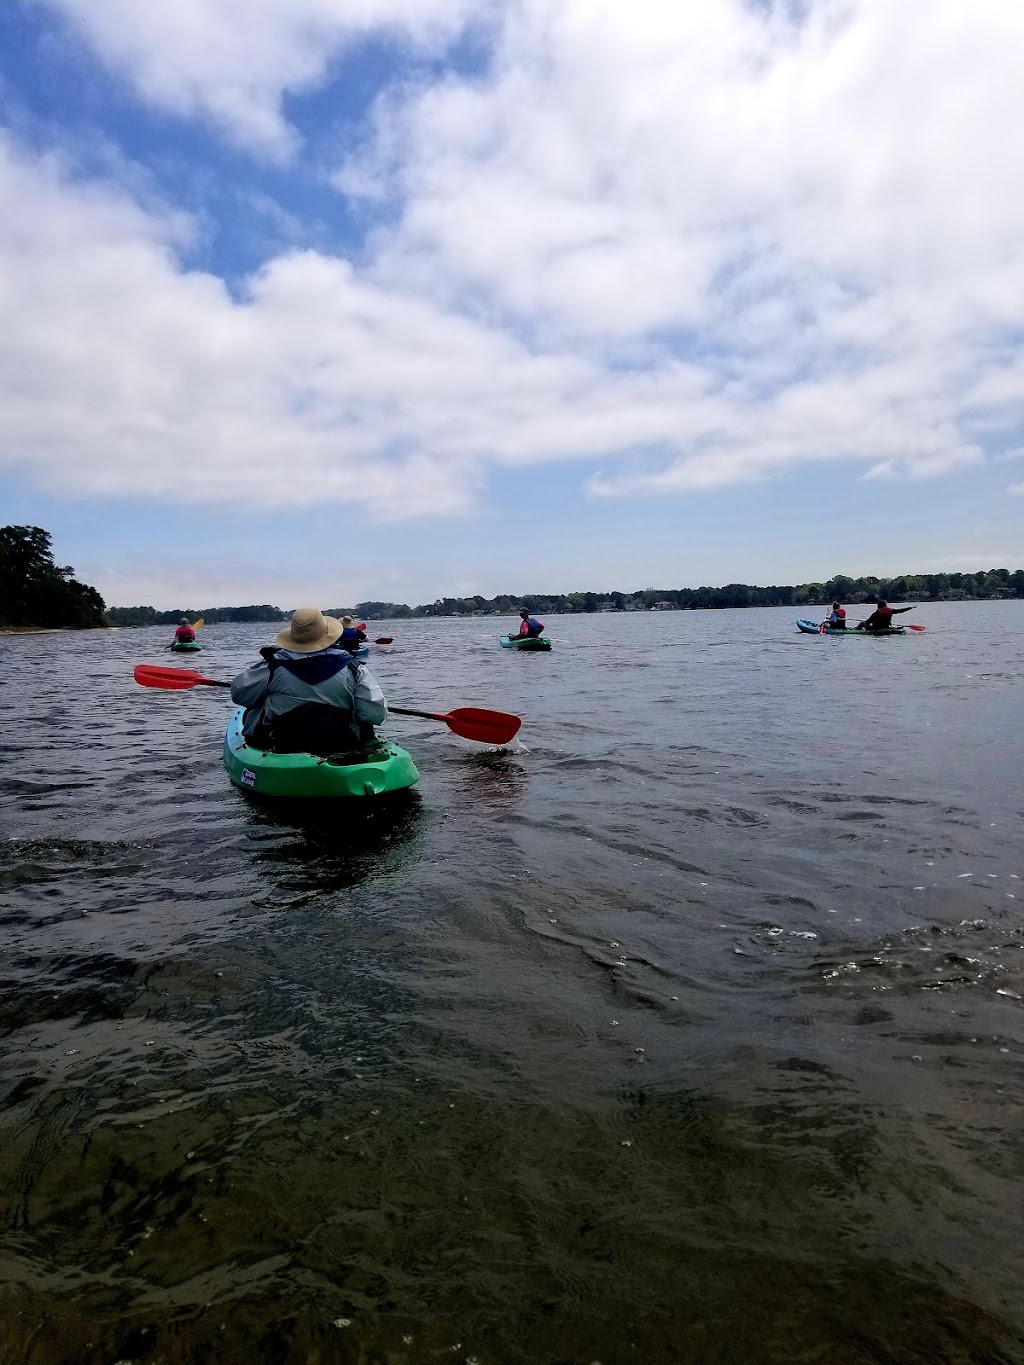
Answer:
[240,768,257,788]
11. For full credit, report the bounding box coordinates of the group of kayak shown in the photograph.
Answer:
[797,599,921,637]
[145,605,538,802]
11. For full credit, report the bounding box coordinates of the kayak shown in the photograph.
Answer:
[344,644,369,660]
[796,619,906,636]
[500,634,552,652]
[170,640,203,651]
[223,707,419,799]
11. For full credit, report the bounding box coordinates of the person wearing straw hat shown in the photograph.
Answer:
[339,614,367,652]
[230,607,387,755]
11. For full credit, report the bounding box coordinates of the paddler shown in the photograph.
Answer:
[515,608,545,639]
[339,615,367,652]
[856,599,916,631]
[825,602,847,630]
[173,616,196,644]
[230,607,386,755]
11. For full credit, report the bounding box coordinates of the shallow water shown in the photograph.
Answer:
[1,603,1022,1364]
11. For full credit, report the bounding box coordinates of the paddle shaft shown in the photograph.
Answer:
[132,665,520,744]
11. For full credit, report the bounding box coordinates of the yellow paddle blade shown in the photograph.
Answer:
[193,618,205,630]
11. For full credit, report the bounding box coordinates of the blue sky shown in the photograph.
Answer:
[1,0,1022,608]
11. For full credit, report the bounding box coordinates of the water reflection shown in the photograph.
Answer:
[242,790,424,902]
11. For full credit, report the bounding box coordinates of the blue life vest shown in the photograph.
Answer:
[522,616,544,637]
[265,646,360,686]
[339,626,364,649]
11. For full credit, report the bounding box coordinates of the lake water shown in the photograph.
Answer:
[1,603,1022,1363]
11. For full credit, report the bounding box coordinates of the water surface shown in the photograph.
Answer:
[1,604,1022,1363]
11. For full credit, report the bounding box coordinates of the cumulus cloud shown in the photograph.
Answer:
[340,0,1024,492]
[0,133,736,514]
[44,0,486,158]
[4,0,1024,511]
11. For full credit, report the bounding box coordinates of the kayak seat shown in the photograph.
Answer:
[252,702,375,757]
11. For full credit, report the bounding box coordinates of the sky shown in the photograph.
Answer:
[1,0,1023,609]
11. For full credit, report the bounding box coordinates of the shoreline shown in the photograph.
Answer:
[0,625,120,635]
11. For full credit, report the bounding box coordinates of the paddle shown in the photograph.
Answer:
[375,637,393,645]
[852,621,926,632]
[387,706,520,745]
[136,664,228,689]
[132,666,521,745]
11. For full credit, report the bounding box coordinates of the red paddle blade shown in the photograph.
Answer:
[444,707,521,745]
[906,623,926,631]
[375,636,393,644]
[134,664,210,689]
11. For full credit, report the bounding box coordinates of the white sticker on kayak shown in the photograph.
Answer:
[241,768,257,788]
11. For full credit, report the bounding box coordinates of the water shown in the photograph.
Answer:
[1,603,1022,1364]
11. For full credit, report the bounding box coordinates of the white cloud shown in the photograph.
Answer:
[340,0,1024,492]
[1010,484,1024,496]
[0,133,739,515]
[44,0,486,158]
[4,0,1024,512]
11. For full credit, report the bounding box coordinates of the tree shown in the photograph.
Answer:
[0,525,106,629]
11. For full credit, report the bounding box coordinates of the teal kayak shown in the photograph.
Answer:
[170,640,203,651]
[345,644,369,660]
[796,619,906,636]
[500,634,552,652]
[223,707,419,799]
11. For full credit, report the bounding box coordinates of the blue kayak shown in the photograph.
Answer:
[342,644,369,659]
[797,619,906,636]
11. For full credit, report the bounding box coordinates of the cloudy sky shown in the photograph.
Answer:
[2,0,1022,607]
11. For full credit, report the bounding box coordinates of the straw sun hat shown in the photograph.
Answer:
[274,606,343,653]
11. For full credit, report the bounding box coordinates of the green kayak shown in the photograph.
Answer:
[223,707,419,799]
[500,634,552,652]
[170,640,203,651]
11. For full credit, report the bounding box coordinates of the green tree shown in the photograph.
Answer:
[0,525,106,629]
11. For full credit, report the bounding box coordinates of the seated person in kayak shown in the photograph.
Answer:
[857,599,915,631]
[174,617,196,644]
[516,609,545,638]
[339,615,367,651]
[825,602,846,629]
[230,607,386,755]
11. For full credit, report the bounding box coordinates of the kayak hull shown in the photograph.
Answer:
[223,707,419,798]
[500,634,552,651]
[796,619,906,636]
[170,641,203,651]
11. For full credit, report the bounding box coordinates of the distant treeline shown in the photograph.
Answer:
[106,568,1024,625]
[1,525,106,629]
[105,604,287,626]
[331,570,1024,617]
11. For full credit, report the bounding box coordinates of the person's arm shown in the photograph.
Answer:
[352,664,387,727]
[892,606,915,615]
[231,661,270,707]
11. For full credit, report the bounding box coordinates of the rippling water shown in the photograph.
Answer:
[1,604,1022,1363]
